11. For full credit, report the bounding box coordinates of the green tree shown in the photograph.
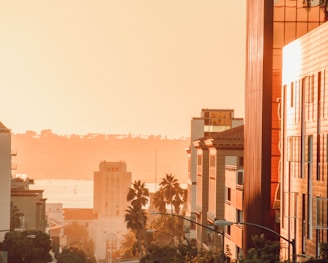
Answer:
[240,234,280,263]
[320,242,328,260]
[149,214,185,241]
[56,247,87,263]
[158,173,185,214]
[140,241,223,263]
[63,221,89,244]
[139,243,179,263]
[125,180,149,257]
[192,247,223,263]
[151,174,186,239]
[127,180,149,209]
[10,201,23,231]
[119,231,139,260]
[152,190,166,213]
[62,222,96,263]
[0,230,52,263]
[304,242,328,262]
[176,239,198,262]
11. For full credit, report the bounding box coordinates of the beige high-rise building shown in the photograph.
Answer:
[93,161,131,262]
[93,161,131,218]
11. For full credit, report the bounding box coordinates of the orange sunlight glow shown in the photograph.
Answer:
[282,39,303,85]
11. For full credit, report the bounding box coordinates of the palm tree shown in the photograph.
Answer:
[125,180,149,257]
[159,173,184,214]
[152,189,166,213]
[119,231,139,260]
[127,180,149,209]
[151,174,186,240]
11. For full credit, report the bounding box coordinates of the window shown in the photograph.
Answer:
[302,194,306,254]
[322,70,326,118]
[238,157,244,167]
[318,71,322,118]
[307,136,313,240]
[317,134,321,181]
[310,75,314,103]
[291,82,294,108]
[237,171,243,186]
[303,75,314,103]
[327,134,328,166]
[237,209,243,222]
[288,136,301,162]
[226,188,231,202]
[226,225,231,236]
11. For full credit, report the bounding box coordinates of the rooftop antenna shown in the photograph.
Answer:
[155,149,157,192]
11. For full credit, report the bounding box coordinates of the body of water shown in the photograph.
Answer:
[30,179,168,208]
[30,179,94,208]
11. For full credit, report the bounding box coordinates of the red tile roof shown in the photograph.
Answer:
[63,208,98,220]
[194,125,244,149]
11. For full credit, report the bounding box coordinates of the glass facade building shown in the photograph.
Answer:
[244,0,327,259]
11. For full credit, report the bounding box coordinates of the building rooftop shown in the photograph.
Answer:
[0,122,10,133]
[63,208,98,220]
[210,124,244,140]
[194,125,244,149]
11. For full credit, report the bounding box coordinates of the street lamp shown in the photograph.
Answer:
[214,220,296,263]
[150,212,224,253]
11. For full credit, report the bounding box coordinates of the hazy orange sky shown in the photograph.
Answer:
[0,1,246,138]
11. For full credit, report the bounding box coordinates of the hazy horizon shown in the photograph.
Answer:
[1,1,246,139]
[9,128,191,139]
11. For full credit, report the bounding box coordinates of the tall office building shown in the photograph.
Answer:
[187,109,242,244]
[193,124,244,254]
[244,0,327,256]
[281,20,328,259]
[94,161,131,218]
[0,122,11,240]
[93,161,132,261]
[188,109,240,214]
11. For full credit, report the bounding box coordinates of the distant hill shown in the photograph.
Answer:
[11,130,189,184]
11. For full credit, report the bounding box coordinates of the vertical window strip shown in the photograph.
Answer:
[291,82,294,108]
[317,72,321,181]
[311,74,314,103]
[299,79,302,123]
[322,135,325,181]
[323,70,326,118]
[311,75,315,121]
[326,134,328,181]
[307,135,313,240]
[317,134,320,181]
[324,70,327,119]
[302,193,306,254]
[318,71,322,119]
